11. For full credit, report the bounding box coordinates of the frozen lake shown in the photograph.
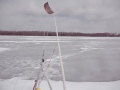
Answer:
[0,36,120,82]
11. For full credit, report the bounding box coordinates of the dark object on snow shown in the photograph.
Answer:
[42,58,44,62]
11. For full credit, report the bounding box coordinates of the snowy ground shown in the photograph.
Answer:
[0,36,120,90]
[0,78,120,90]
[0,47,10,52]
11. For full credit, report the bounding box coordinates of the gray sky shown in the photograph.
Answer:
[0,0,120,33]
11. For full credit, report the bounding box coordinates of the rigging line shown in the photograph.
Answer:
[36,14,57,85]
[35,16,47,87]
[35,62,43,89]
[53,14,66,90]
[33,11,54,90]
[36,64,44,88]
[38,43,57,84]
[43,11,53,50]
[42,16,48,62]
[33,80,38,90]
[35,40,50,89]
[33,15,48,89]
[43,17,47,50]
[33,56,43,90]
[41,65,53,90]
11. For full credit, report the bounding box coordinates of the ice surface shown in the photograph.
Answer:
[0,36,120,82]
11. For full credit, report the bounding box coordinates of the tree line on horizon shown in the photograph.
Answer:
[0,30,120,37]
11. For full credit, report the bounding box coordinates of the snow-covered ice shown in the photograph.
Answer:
[0,47,10,52]
[0,36,120,90]
[0,78,120,90]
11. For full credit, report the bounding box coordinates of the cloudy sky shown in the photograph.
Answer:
[0,0,120,33]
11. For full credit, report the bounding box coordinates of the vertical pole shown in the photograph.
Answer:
[53,15,66,90]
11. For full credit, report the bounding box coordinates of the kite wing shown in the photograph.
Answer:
[44,2,54,14]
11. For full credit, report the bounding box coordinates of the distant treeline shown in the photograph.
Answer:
[0,30,120,37]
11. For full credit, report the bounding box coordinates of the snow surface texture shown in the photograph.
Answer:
[0,78,120,90]
[0,36,120,81]
[0,36,120,90]
[0,47,10,52]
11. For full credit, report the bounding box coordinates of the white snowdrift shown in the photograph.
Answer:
[0,78,120,90]
[0,47,10,52]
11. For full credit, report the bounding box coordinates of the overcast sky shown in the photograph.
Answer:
[0,0,120,33]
